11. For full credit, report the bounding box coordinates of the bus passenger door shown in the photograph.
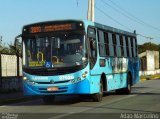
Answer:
[88,27,101,94]
[87,27,97,72]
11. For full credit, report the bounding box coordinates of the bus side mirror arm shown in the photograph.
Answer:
[14,34,22,57]
[14,34,22,77]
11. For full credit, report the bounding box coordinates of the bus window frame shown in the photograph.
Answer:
[88,26,138,59]
[97,30,107,57]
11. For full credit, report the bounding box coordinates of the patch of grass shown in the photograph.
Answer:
[140,74,160,80]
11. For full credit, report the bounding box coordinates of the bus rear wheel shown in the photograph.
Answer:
[116,74,132,95]
[92,80,103,102]
[123,74,132,94]
[42,95,55,104]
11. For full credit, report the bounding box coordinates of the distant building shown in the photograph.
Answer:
[139,50,159,75]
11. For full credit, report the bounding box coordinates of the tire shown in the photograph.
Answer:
[116,74,132,95]
[123,74,132,94]
[92,80,103,102]
[42,95,55,104]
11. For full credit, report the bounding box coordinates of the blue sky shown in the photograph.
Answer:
[0,0,160,45]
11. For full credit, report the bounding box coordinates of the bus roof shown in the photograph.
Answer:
[23,19,136,37]
[23,19,83,28]
[82,20,136,37]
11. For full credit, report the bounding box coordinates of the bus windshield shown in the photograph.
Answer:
[24,33,87,68]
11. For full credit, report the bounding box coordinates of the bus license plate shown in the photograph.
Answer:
[47,87,58,91]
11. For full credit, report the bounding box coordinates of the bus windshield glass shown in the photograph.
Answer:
[24,33,87,68]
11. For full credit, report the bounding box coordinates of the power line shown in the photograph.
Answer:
[137,34,153,40]
[98,0,158,40]
[95,5,154,40]
[101,0,148,27]
[95,5,133,32]
[107,0,160,32]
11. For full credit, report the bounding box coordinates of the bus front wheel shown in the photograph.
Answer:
[92,80,103,102]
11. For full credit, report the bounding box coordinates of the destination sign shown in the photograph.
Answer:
[30,24,74,33]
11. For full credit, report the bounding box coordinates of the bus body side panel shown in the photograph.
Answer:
[106,73,128,91]
[128,58,134,81]
[84,20,140,93]
[128,58,140,85]
[105,57,129,91]
[132,58,140,85]
[89,56,129,92]
[90,75,101,94]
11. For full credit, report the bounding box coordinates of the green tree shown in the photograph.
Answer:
[138,42,159,54]
[0,42,22,56]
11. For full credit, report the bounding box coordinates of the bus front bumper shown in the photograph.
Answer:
[23,79,91,96]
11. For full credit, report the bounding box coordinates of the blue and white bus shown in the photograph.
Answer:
[15,20,140,103]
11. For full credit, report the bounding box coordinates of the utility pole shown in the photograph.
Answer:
[87,0,95,22]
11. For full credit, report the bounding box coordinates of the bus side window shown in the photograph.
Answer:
[88,27,96,39]
[135,38,138,57]
[116,34,121,57]
[133,38,136,57]
[104,32,109,56]
[130,37,134,57]
[128,37,132,57]
[98,30,106,57]
[108,33,114,57]
[119,35,124,57]
[123,36,127,57]
[112,34,117,57]
[125,37,129,57]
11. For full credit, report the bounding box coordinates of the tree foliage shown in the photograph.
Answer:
[0,43,22,56]
[138,42,160,68]
[138,42,159,54]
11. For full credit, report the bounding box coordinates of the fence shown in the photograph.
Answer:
[0,54,22,92]
[140,69,160,76]
[0,54,22,77]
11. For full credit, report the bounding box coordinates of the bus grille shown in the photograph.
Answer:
[36,80,70,84]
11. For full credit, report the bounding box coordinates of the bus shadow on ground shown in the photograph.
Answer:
[131,92,160,96]
[132,86,149,89]
[44,92,116,105]
[10,90,160,106]
[8,92,116,106]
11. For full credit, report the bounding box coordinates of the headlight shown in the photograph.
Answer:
[23,77,27,80]
[26,80,36,85]
[23,76,36,85]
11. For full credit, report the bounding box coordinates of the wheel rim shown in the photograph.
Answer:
[127,75,131,92]
[128,81,131,90]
